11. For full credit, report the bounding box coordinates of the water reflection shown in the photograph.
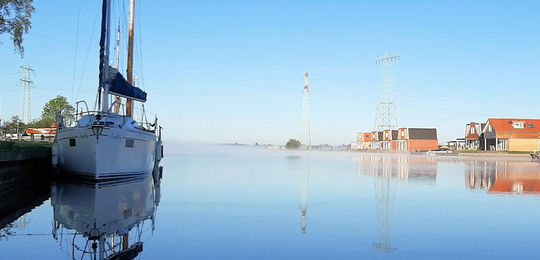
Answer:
[353,155,438,253]
[51,176,160,259]
[0,162,50,240]
[300,159,310,234]
[355,155,437,183]
[466,161,540,194]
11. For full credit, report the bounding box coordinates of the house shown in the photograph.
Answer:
[355,132,373,150]
[465,122,485,150]
[390,130,399,151]
[382,130,392,150]
[482,118,540,151]
[395,128,438,151]
[369,131,380,150]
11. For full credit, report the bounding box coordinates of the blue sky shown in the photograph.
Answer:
[1,0,540,145]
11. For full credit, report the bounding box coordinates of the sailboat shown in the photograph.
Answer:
[52,0,163,180]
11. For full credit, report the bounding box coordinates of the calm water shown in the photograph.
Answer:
[1,145,540,259]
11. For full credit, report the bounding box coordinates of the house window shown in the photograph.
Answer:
[385,132,389,138]
[488,124,492,132]
[471,128,475,134]
[401,131,405,137]
[529,123,535,128]
[512,122,524,129]
[372,134,375,138]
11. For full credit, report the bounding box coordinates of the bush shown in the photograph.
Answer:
[285,139,301,149]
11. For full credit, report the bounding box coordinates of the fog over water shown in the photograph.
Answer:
[1,145,540,259]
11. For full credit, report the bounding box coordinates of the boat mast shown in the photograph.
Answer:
[98,0,112,112]
[125,0,135,117]
[113,24,122,113]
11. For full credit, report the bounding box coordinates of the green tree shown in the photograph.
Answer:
[0,0,35,56]
[1,115,25,133]
[285,139,301,149]
[39,96,74,127]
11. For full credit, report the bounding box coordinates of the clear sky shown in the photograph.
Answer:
[1,0,540,145]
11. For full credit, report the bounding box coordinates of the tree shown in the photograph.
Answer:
[1,115,24,133]
[285,139,301,150]
[39,96,74,127]
[0,0,35,56]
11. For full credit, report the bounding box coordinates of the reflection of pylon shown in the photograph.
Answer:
[300,159,310,233]
[374,52,399,132]
[20,65,34,123]
[373,157,397,252]
[301,72,312,149]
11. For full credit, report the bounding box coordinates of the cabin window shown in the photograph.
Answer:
[471,128,475,134]
[529,123,535,128]
[125,139,134,148]
[512,122,524,129]
[69,139,76,147]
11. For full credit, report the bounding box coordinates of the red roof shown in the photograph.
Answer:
[488,118,540,133]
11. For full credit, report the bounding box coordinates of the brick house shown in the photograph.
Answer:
[395,128,438,151]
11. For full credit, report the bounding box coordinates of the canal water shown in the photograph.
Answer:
[1,145,540,259]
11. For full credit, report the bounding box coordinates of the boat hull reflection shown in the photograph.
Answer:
[51,176,159,259]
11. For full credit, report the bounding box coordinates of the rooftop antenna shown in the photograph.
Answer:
[20,65,34,123]
[301,71,312,149]
[375,52,399,131]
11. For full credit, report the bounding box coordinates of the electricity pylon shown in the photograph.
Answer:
[375,52,399,131]
[20,65,34,123]
[301,72,312,149]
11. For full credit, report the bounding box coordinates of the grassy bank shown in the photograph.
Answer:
[0,141,52,151]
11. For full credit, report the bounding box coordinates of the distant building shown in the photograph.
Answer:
[482,118,540,151]
[355,127,439,152]
[465,122,485,150]
[355,132,373,150]
[396,128,438,151]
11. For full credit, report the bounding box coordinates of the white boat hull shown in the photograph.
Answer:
[55,125,156,180]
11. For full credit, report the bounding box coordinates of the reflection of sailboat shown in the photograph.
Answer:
[466,161,540,194]
[51,176,159,259]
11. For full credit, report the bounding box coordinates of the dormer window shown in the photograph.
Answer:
[471,127,475,134]
[512,122,524,129]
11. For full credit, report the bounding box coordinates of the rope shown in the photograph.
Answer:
[70,3,81,105]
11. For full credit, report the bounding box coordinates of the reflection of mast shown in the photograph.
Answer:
[300,160,310,233]
[373,157,397,252]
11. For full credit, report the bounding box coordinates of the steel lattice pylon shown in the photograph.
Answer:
[301,71,312,149]
[375,52,399,131]
[20,65,34,123]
